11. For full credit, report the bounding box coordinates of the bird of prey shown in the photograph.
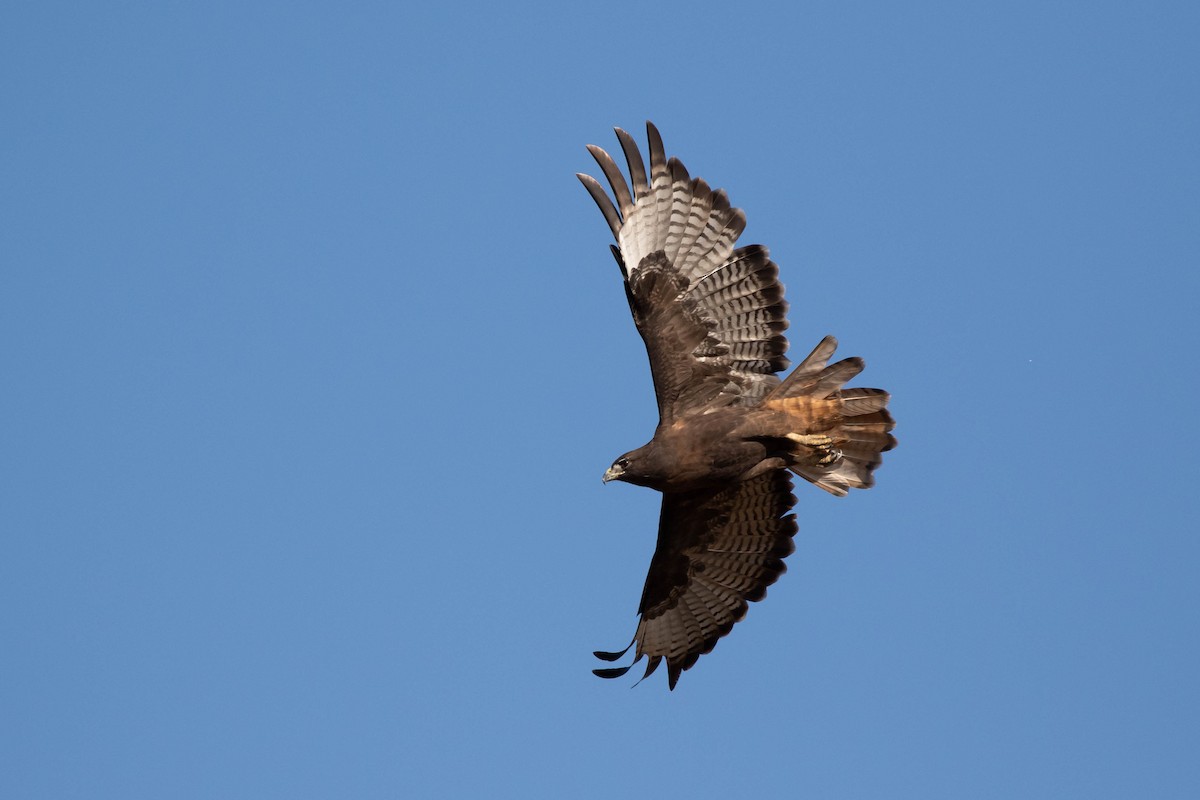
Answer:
[578,122,896,689]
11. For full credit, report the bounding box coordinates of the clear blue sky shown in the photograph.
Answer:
[3,2,1198,797]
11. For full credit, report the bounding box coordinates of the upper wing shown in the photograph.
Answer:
[593,469,799,689]
[578,122,791,422]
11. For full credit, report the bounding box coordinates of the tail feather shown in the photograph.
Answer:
[810,358,864,399]
[769,335,838,397]
[839,387,890,415]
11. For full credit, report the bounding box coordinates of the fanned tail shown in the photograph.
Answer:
[763,336,896,496]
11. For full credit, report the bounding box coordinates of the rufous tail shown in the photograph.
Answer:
[763,336,896,496]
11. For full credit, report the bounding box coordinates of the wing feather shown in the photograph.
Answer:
[586,144,633,219]
[672,178,713,271]
[575,173,621,240]
[615,127,649,197]
[647,123,672,249]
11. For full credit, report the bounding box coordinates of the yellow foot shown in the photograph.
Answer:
[786,433,832,447]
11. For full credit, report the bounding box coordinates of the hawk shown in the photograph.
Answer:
[578,122,896,689]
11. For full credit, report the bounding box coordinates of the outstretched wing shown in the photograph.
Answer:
[578,122,790,422]
[593,470,799,689]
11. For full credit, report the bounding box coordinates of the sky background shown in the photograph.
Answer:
[3,1,1198,797]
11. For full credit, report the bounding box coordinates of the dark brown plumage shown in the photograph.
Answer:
[580,122,896,689]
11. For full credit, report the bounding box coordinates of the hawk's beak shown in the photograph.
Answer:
[603,465,622,484]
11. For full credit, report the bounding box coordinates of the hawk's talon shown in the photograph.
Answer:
[787,433,841,466]
[816,449,842,467]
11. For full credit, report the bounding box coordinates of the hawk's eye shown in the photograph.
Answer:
[617,457,630,469]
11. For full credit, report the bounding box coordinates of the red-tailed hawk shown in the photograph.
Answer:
[578,122,896,689]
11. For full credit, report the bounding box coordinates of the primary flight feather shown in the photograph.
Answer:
[579,122,896,689]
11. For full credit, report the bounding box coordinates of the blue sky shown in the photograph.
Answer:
[3,1,1198,797]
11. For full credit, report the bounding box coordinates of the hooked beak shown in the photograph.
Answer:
[602,465,623,484]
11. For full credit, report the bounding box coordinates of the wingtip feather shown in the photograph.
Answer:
[593,665,633,680]
[577,172,622,240]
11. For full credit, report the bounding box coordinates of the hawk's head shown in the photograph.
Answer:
[602,455,632,484]
[603,444,662,488]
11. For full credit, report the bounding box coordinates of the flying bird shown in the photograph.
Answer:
[578,122,896,689]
